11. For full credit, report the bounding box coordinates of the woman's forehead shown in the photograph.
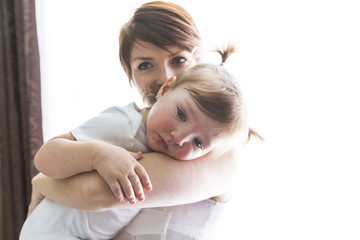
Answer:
[131,41,190,58]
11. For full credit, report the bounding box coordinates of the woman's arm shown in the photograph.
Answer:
[32,146,239,211]
[29,172,134,212]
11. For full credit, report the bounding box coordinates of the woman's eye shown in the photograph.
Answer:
[194,138,203,149]
[177,107,186,121]
[172,57,186,65]
[138,62,152,70]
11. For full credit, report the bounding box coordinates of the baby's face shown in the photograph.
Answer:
[146,87,221,161]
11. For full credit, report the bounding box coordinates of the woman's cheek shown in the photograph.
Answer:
[133,70,153,90]
[132,75,146,92]
[135,69,160,91]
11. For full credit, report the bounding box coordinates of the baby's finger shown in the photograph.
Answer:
[109,181,125,202]
[129,151,142,160]
[115,185,125,203]
[135,165,152,191]
[119,178,136,204]
[128,174,144,202]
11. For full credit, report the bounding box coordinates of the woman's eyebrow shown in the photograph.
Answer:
[169,50,185,57]
[132,57,153,62]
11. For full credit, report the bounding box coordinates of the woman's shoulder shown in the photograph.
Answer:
[102,102,139,115]
[205,146,241,202]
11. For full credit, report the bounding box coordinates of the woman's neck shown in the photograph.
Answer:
[139,107,151,126]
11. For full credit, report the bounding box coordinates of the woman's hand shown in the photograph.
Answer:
[27,173,46,218]
[92,145,152,204]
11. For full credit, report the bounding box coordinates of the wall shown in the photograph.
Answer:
[35,0,360,239]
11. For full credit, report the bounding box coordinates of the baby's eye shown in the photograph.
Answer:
[138,62,152,70]
[172,57,186,65]
[194,138,203,149]
[177,107,186,121]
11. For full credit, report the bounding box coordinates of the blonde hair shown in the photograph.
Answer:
[172,44,262,143]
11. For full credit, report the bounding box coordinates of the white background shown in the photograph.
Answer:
[35,0,360,239]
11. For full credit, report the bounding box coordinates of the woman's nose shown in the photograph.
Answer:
[157,66,175,85]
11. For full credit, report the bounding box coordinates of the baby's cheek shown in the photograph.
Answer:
[153,116,172,130]
[146,135,156,151]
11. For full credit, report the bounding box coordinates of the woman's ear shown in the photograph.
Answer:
[156,76,177,99]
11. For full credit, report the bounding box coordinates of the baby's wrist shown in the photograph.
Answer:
[91,141,111,171]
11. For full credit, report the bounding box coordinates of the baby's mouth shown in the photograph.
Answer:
[157,134,168,150]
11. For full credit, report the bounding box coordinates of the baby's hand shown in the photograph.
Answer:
[93,146,152,204]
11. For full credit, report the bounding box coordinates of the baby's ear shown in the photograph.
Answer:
[157,76,177,98]
[167,76,177,86]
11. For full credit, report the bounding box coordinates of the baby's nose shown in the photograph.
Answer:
[170,130,189,147]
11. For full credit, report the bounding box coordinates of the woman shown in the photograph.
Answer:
[22,48,251,240]
[28,1,241,239]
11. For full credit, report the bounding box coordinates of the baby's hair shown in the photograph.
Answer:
[214,42,238,65]
[216,44,263,143]
[248,128,264,143]
[172,44,262,144]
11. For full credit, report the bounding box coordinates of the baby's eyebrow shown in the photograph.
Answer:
[183,98,196,117]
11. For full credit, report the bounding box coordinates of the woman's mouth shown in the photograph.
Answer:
[157,135,168,150]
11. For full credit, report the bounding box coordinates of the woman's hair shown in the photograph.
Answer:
[119,1,201,84]
[171,44,262,143]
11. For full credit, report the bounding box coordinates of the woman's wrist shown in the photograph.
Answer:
[31,173,46,199]
[29,172,104,210]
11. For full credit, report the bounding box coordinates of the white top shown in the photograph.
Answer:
[115,199,226,240]
[72,103,149,153]
[20,103,226,240]
[20,103,147,240]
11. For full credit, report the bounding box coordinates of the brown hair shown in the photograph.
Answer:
[172,44,262,143]
[119,1,201,85]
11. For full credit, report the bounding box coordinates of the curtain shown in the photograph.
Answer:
[0,0,43,239]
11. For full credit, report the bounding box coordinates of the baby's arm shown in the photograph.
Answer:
[35,132,152,203]
[29,146,239,211]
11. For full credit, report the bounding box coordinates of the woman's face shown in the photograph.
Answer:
[130,41,196,103]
